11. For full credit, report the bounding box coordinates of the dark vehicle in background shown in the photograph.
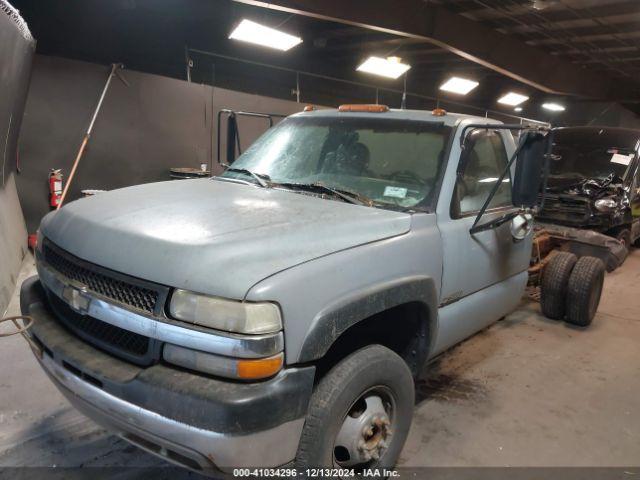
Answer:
[536,126,640,257]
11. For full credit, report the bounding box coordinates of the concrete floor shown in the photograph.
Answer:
[1,250,639,472]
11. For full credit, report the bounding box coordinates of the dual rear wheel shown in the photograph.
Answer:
[541,252,605,326]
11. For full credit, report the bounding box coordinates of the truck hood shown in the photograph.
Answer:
[41,179,411,299]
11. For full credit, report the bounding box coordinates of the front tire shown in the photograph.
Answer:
[296,345,414,470]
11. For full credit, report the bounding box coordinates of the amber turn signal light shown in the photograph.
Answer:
[338,104,389,113]
[236,353,284,380]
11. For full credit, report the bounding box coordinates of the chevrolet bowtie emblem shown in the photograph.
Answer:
[62,285,91,313]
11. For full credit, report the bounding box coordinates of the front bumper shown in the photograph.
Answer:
[20,277,314,473]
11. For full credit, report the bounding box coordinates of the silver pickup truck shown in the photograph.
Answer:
[20,105,604,474]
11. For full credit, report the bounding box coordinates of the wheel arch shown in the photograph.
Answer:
[296,276,438,377]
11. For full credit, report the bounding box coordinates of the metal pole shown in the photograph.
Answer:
[57,63,123,209]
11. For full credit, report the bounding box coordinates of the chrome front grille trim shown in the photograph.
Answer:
[36,258,284,359]
[43,240,163,315]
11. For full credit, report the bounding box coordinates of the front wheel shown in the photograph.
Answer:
[295,345,414,470]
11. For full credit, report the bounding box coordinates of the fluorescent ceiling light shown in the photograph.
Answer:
[439,77,479,95]
[356,56,411,79]
[479,177,510,183]
[229,19,302,51]
[514,107,523,112]
[498,92,529,106]
[542,102,565,112]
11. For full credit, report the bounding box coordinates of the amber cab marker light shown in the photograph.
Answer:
[303,105,316,112]
[432,108,447,116]
[338,104,389,113]
[236,354,284,380]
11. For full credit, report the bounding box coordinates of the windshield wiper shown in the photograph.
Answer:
[275,182,372,206]
[222,166,270,188]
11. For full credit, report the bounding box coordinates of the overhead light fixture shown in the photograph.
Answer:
[532,0,556,10]
[439,77,479,95]
[514,107,523,112]
[356,56,411,79]
[498,92,529,106]
[229,19,302,51]
[542,102,565,112]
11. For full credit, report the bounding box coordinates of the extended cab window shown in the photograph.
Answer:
[454,130,511,216]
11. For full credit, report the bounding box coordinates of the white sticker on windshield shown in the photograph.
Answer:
[383,186,408,198]
[611,153,633,166]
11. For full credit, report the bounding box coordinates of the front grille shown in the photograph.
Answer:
[43,240,160,315]
[538,194,590,221]
[48,293,159,365]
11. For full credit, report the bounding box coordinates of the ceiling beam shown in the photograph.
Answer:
[320,37,426,53]
[494,17,640,39]
[453,1,640,25]
[232,0,639,100]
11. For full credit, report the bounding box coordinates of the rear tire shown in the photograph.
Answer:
[540,252,578,320]
[566,256,605,327]
[296,345,414,470]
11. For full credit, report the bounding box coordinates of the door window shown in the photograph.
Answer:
[454,131,511,216]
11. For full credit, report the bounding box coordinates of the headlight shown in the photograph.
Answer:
[169,289,282,334]
[594,198,617,212]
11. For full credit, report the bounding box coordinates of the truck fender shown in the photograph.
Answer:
[296,276,438,366]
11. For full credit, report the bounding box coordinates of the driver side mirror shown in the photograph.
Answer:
[512,130,553,208]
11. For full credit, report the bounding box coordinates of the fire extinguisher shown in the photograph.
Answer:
[49,169,63,209]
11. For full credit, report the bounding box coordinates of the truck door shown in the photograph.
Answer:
[433,126,532,354]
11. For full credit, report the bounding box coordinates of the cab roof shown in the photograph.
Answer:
[291,107,500,128]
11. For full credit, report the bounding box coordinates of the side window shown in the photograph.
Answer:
[454,131,512,216]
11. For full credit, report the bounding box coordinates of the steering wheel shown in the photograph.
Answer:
[387,170,427,186]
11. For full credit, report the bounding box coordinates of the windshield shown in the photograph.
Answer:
[219,116,452,210]
[550,142,635,180]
